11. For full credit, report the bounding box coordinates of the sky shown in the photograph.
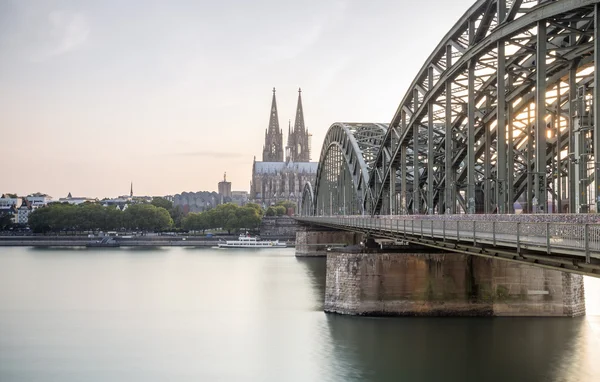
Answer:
[0,0,475,199]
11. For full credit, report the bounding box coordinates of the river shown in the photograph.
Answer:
[0,247,598,381]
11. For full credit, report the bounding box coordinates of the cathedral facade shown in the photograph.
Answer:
[251,88,318,209]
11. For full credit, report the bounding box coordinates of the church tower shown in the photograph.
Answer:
[262,87,284,162]
[286,88,311,162]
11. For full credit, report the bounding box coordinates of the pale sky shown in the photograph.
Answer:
[1,0,475,199]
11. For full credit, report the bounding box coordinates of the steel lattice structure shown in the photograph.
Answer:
[302,123,388,216]
[303,0,600,217]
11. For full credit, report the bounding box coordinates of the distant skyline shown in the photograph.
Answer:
[1,0,475,199]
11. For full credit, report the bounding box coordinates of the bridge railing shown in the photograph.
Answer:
[297,216,600,263]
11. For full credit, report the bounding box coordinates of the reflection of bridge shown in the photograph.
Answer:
[300,0,600,278]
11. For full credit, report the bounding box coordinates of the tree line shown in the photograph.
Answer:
[28,203,173,233]
[18,197,295,234]
[182,203,263,234]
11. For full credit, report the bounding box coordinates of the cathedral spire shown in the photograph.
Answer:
[288,87,310,162]
[130,182,133,198]
[294,87,305,134]
[262,87,283,162]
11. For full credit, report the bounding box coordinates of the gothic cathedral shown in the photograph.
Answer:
[251,88,318,209]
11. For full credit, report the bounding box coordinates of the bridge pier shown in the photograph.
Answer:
[325,251,585,317]
[295,225,363,257]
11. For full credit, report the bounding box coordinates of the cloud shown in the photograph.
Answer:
[31,10,90,61]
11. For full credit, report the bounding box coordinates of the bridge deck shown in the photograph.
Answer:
[296,216,600,278]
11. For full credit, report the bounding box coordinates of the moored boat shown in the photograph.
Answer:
[217,235,286,249]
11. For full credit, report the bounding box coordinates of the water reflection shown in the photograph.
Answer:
[324,315,600,382]
[0,247,598,382]
[584,276,600,315]
[295,257,327,310]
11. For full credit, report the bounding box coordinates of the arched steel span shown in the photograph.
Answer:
[366,0,600,216]
[300,182,314,216]
[302,123,388,216]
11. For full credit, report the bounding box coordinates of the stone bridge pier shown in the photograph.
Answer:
[295,224,363,257]
[325,250,586,317]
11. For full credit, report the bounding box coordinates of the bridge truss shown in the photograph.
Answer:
[302,123,388,216]
[302,0,600,217]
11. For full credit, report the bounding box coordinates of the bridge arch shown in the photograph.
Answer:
[301,123,388,216]
[300,182,314,216]
[368,0,600,216]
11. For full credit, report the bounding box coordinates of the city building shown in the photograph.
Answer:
[0,205,17,224]
[101,197,130,211]
[0,194,22,209]
[58,192,98,205]
[231,191,248,206]
[25,193,53,209]
[117,182,135,201]
[0,194,20,224]
[218,173,232,203]
[173,191,221,214]
[16,199,32,224]
[250,88,318,209]
[161,195,175,203]
[1,193,51,225]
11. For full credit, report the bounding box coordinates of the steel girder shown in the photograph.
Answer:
[369,0,600,216]
[302,123,388,216]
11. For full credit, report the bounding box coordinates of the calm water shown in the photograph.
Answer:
[0,247,599,382]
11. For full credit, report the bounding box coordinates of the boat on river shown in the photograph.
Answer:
[217,235,286,249]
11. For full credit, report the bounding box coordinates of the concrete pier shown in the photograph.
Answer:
[325,251,586,317]
[295,226,363,257]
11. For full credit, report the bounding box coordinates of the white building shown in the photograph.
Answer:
[58,192,98,205]
[0,194,22,209]
[26,193,53,210]
[101,198,129,211]
[16,199,32,225]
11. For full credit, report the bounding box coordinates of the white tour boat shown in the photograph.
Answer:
[218,234,287,249]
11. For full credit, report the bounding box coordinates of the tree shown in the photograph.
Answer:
[274,205,287,216]
[237,206,262,229]
[28,204,60,233]
[123,204,173,231]
[0,212,13,231]
[170,205,184,228]
[183,212,209,232]
[211,203,240,234]
[265,206,277,216]
[275,200,296,211]
[102,208,123,231]
[245,202,264,216]
[151,197,173,211]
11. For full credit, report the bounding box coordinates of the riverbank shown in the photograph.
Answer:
[0,236,295,248]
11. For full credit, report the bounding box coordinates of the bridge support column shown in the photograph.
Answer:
[325,252,585,317]
[295,226,363,257]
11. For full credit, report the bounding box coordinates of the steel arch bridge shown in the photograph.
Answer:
[301,123,388,216]
[302,0,600,217]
